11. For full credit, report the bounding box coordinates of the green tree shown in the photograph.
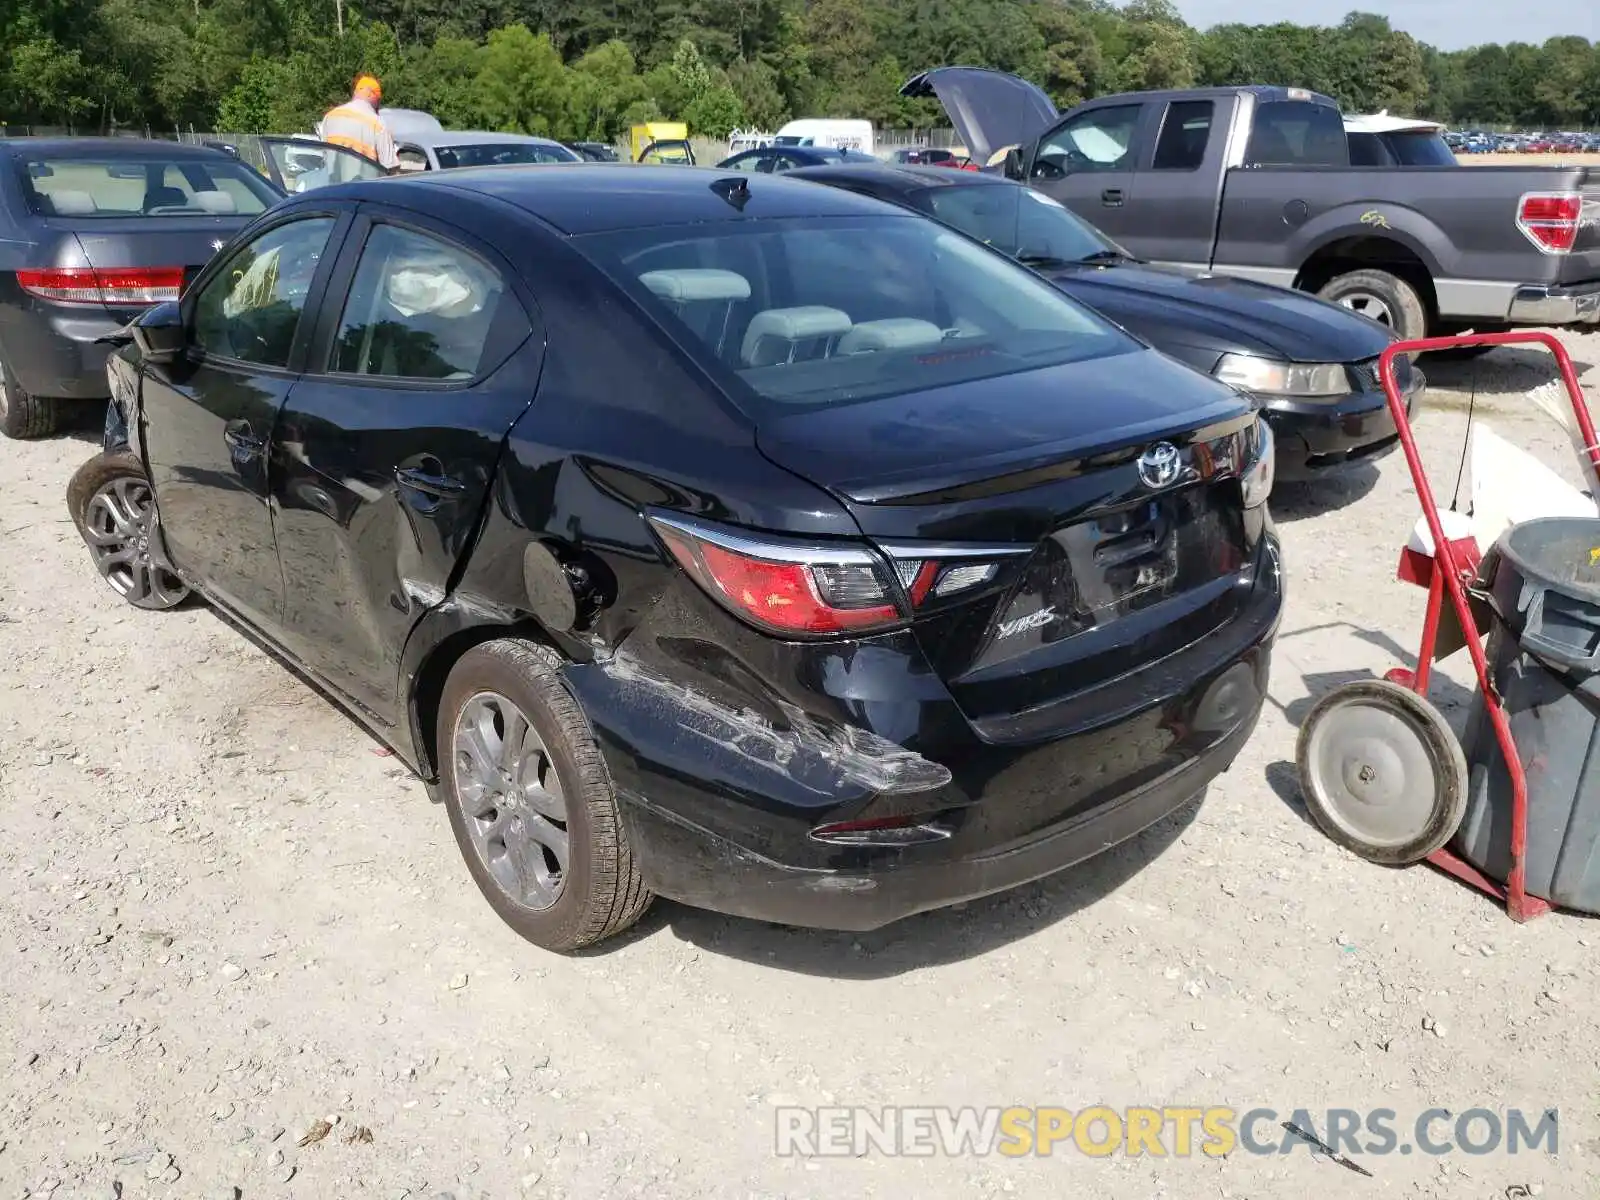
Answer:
[473,23,570,134]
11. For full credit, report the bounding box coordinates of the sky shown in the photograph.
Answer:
[1169,0,1598,51]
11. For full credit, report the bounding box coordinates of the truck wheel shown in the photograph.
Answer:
[0,358,59,440]
[1316,270,1428,342]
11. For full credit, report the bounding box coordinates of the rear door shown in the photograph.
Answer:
[1131,98,1227,271]
[1026,101,1151,247]
[267,204,542,721]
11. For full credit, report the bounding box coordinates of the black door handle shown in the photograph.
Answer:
[395,464,467,498]
[1101,188,1124,206]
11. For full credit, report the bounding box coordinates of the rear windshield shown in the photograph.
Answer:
[434,142,578,168]
[1381,131,1456,166]
[17,155,281,218]
[1245,100,1348,166]
[578,214,1139,414]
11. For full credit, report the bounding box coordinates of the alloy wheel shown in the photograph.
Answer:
[453,692,571,911]
[83,476,191,610]
[1336,292,1395,327]
[0,369,9,420]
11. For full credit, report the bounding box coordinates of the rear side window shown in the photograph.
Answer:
[18,155,281,218]
[577,215,1138,414]
[1246,101,1348,166]
[328,224,527,381]
[1347,132,1389,166]
[1152,101,1215,170]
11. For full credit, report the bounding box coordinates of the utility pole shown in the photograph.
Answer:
[335,0,344,36]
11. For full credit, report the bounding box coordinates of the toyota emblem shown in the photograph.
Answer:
[1137,442,1181,490]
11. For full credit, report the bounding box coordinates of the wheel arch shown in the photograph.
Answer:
[1293,228,1443,321]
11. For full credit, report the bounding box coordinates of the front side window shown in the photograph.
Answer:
[264,141,388,193]
[18,154,281,218]
[191,217,335,366]
[1034,104,1143,176]
[328,224,519,381]
[579,215,1138,414]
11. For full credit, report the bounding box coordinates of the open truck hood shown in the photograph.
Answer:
[900,67,1059,168]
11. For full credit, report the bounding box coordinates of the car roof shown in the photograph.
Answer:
[785,162,1010,194]
[399,130,569,149]
[0,137,237,160]
[1343,113,1445,134]
[305,163,913,234]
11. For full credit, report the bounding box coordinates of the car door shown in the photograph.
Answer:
[1026,101,1149,244]
[258,137,389,194]
[1130,98,1226,271]
[267,206,541,720]
[139,210,348,629]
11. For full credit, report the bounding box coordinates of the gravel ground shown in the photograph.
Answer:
[3,330,1599,1200]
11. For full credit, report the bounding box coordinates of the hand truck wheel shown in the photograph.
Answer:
[1296,679,1469,865]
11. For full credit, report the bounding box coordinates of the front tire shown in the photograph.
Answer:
[1316,269,1429,342]
[0,357,59,440]
[437,639,652,952]
[66,451,192,610]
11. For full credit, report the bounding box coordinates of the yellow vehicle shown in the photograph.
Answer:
[629,122,695,165]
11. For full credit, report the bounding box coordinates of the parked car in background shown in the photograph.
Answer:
[1343,112,1457,167]
[395,131,582,172]
[902,67,1600,343]
[74,164,1281,952]
[563,141,619,162]
[0,137,285,439]
[889,146,957,165]
[791,162,1419,481]
[714,145,880,172]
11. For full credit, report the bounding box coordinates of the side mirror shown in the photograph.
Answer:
[131,300,186,364]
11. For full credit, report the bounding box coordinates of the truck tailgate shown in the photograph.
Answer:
[1556,169,1600,285]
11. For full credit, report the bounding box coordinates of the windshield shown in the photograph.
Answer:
[18,154,282,218]
[919,185,1124,265]
[578,215,1138,415]
[435,142,579,168]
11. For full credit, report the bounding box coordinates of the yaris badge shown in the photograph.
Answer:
[1137,442,1181,489]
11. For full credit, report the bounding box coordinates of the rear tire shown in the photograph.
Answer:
[437,638,652,952]
[1316,269,1429,343]
[0,357,59,440]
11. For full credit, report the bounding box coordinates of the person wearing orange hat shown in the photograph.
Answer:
[317,75,399,170]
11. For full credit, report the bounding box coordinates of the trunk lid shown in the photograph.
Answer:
[755,347,1264,738]
[899,67,1059,169]
[54,215,246,316]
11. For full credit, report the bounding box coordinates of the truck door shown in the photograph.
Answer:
[1128,99,1227,271]
[1026,102,1148,247]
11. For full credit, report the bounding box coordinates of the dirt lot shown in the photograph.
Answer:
[3,330,1600,1200]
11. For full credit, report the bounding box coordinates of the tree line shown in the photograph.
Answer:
[4,0,1599,141]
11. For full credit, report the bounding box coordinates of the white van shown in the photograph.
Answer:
[772,118,875,157]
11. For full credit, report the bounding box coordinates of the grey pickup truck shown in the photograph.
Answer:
[902,68,1600,344]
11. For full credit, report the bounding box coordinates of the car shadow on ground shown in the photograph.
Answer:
[1269,465,1382,520]
[1263,620,1480,834]
[1421,345,1595,405]
[624,790,1206,977]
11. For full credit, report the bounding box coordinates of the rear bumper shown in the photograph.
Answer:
[571,533,1283,932]
[1506,281,1600,327]
[0,301,121,399]
[1262,378,1419,482]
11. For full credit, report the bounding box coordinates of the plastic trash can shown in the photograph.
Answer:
[1453,517,1600,914]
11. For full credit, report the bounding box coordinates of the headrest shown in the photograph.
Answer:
[837,318,945,355]
[193,191,237,214]
[144,186,189,212]
[742,306,853,365]
[640,269,751,304]
[44,190,97,216]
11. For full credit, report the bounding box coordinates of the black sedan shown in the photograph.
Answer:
[72,164,1282,952]
[788,163,1423,481]
[714,145,881,172]
[0,138,287,439]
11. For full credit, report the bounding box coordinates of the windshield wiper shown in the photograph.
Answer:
[1076,249,1136,265]
[1015,253,1080,269]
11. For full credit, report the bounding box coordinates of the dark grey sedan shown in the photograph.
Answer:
[0,138,284,438]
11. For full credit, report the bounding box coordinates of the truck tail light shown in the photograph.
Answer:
[1515,192,1582,255]
[16,266,184,305]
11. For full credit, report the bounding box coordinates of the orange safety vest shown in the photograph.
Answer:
[319,102,388,162]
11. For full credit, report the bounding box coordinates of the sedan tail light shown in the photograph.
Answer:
[17,266,185,305]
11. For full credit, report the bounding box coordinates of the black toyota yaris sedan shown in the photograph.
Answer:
[71,165,1283,952]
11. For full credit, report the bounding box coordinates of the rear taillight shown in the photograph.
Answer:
[16,266,184,305]
[647,513,1019,638]
[1515,192,1582,255]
